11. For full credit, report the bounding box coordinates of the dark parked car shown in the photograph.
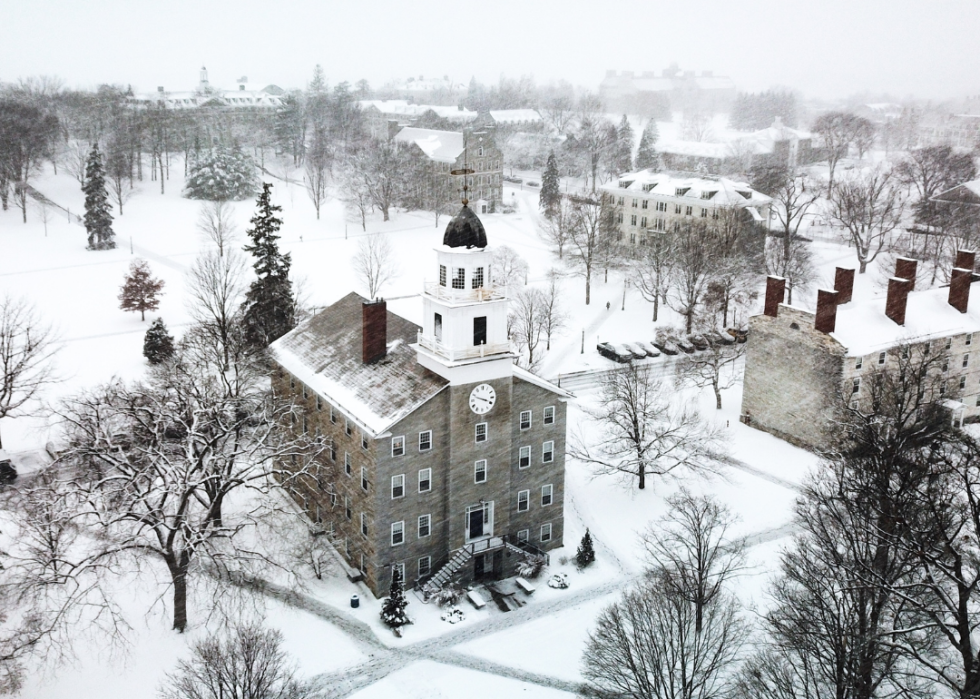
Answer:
[597,342,632,363]
[726,328,749,343]
[0,450,16,483]
[641,341,661,357]
[673,337,696,354]
[705,330,734,346]
[652,339,679,356]
[688,334,709,351]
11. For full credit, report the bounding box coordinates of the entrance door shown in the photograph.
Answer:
[468,508,484,539]
[465,501,493,542]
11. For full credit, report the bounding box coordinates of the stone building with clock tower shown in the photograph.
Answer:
[270,203,571,598]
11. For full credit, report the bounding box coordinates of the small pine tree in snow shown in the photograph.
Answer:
[83,143,115,250]
[183,145,258,201]
[380,568,410,628]
[241,183,295,348]
[119,258,165,321]
[635,121,660,171]
[576,529,596,569]
[612,115,634,174]
[143,317,175,364]
[539,151,561,218]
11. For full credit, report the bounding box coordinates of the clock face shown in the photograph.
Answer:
[469,383,497,415]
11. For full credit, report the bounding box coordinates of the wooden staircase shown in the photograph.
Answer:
[422,547,474,596]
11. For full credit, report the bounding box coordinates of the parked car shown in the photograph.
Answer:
[525,180,540,187]
[688,334,709,351]
[726,328,749,343]
[642,341,662,357]
[673,337,696,354]
[623,342,651,359]
[652,339,679,356]
[705,330,734,346]
[504,176,523,184]
[597,342,632,363]
[0,450,16,483]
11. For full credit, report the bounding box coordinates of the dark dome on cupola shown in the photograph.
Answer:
[442,204,487,249]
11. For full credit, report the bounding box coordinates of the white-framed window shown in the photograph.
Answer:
[960,375,967,390]
[392,562,405,581]
[852,377,861,394]
[542,440,554,463]
[540,523,552,542]
[362,434,369,450]
[641,216,647,228]
[439,264,447,287]
[316,395,321,411]
[474,460,487,483]
[901,345,910,359]
[642,199,648,209]
[520,410,532,430]
[616,212,623,224]
[345,418,352,436]
[472,267,484,289]
[631,198,638,208]
[391,436,405,456]
[968,333,974,346]
[631,214,637,226]
[541,484,553,506]
[685,206,693,216]
[391,521,405,546]
[855,357,863,370]
[701,208,708,218]
[418,556,431,578]
[519,446,531,469]
[418,514,431,538]
[878,352,886,365]
[329,405,336,423]
[361,466,369,491]
[675,204,682,214]
[947,337,953,350]
[302,415,307,434]
[943,359,950,372]
[361,513,368,536]
[657,201,667,212]
[518,489,530,512]
[475,422,488,443]
[391,474,405,499]
[345,452,352,475]
[302,384,307,399]
[543,406,555,425]
[452,267,465,289]
[418,468,432,493]
[419,430,432,451]
[329,442,337,461]
[964,354,970,368]
[517,529,529,543]
[345,496,351,520]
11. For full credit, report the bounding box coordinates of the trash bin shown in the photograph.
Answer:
[350,594,360,609]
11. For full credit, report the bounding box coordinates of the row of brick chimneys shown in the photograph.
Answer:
[763,249,977,334]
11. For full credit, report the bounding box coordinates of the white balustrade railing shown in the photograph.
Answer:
[423,282,506,304]
[417,332,511,362]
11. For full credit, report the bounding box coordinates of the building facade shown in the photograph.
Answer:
[741,253,980,451]
[270,206,569,597]
[599,65,736,116]
[600,171,771,246]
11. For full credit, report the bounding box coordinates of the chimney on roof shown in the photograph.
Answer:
[834,267,855,304]
[885,277,913,325]
[956,249,976,272]
[950,267,972,313]
[815,289,839,333]
[157,86,164,93]
[894,257,918,290]
[764,276,786,317]
[362,299,387,364]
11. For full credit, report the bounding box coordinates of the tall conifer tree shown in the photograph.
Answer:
[83,143,115,250]
[380,568,410,628]
[612,115,634,174]
[635,120,660,171]
[539,151,561,218]
[241,183,295,348]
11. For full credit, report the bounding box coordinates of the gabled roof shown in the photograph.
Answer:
[601,170,771,208]
[933,179,980,206]
[394,127,465,163]
[269,292,449,435]
[488,109,542,124]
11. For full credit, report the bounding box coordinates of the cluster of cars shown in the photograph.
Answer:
[597,329,746,364]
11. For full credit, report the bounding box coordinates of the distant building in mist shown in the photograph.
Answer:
[599,64,736,117]
[128,67,284,110]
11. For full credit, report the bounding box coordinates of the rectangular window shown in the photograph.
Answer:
[518,489,529,512]
[631,198,638,208]
[542,440,554,463]
[631,214,637,226]
[316,396,321,411]
[641,216,647,227]
[392,562,404,581]
[329,442,336,461]
[362,434,369,450]
[302,384,307,399]
[520,410,532,430]
[330,405,336,423]
[434,312,443,342]
[391,436,405,457]
[700,208,708,218]
[964,354,970,368]
[302,415,308,434]
[418,514,431,538]
[361,466,368,491]
[452,267,465,289]
[391,474,405,499]
[361,513,368,536]
[519,445,531,469]
[419,468,431,493]
[473,316,487,346]
[969,333,974,346]
[878,352,886,365]
[419,430,432,451]
[616,212,623,224]
[542,484,553,506]
[657,201,667,212]
[472,267,484,289]
[617,196,624,205]
[439,264,447,287]
[852,378,861,394]
[543,406,555,425]
[345,452,352,475]
[475,422,488,443]
[675,204,682,214]
[947,337,953,350]
[685,206,693,216]
[518,529,529,544]
[391,521,404,546]
[641,199,648,209]
[855,357,863,370]
[960,376,967,390]
[289,374,295,389]
[345,418,352,436]
[345,496,351,520]
[474,460,487,483]
[418,556,431,578]
[540,523,552,543]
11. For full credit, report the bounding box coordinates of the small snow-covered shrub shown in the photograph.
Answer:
[558,555,570,566]
[517,554,546,579]
[432,585,463,607]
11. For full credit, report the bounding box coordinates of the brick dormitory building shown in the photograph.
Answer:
[741,251,980,451]
[269,204,570,597]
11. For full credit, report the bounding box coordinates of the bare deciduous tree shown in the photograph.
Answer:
[768,175,818,303]
[570,362,723,490]
[339,157,373,232]
[197,200,238,258]
[566,194,615,305]
[540,196,573,259]
[352,233,399,300]
[633,230,674,322]
[541,269,568,351]
[675,329,745,409]
[491,245,530,290]
[667,222,720,334]
[508,287,547,370]
[185,250,247,371]
[829,167,905,274]
[304,138,330,220]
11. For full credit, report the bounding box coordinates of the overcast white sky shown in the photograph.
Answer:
[3,0,978,101]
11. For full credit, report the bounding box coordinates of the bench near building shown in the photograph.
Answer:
[270,203,570,598]
[740,252,980,451]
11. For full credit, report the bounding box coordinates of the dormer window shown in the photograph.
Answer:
[452,268,465,289]
[736,190,752,200]
[701,190,717,199]
[675,187,690,197]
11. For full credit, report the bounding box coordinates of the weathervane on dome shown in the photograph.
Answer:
[450,130,475,206]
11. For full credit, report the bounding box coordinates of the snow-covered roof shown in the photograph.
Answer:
[394,127,465,163]
[129,88,282,110]
[933,179,980,205]
[601,170,771,208]
[694,76,736,90]
[359,100,476,122]
[512,365,574,399]
[269,292,449,435]
[489,109,542,124]
[629,77,675,92]
[825,282,980,356]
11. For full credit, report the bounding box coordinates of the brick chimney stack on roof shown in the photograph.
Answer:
[764,276,786,318]
[362,299,387,364]
[894,258,918,291]
[834,267,855,304]
[815,289,839,333]
[949,267,972,314]
[885,277,913,325]
[956,249,977,272]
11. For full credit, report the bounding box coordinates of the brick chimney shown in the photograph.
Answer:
[362,300,387,364]
[764,276,786,317]
[834,267,855,304]
[885,277,912,325]
[949,267,972,313]
[956,249,977,272]
[894,257,918,291]
[815,289,839,333]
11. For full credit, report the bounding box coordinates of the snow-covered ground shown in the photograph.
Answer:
[0,155,886,698]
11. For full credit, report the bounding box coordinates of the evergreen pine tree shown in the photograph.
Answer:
[612,115,634,174]
[119,258,165,321]
[83,143,115,250]
[539,151,561,218]
[576,528,596,569]
[635,120,660,171]
[143,317,175,364]
[241,183,295,348]
[380,568,410,628]
[183,145,257,201]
